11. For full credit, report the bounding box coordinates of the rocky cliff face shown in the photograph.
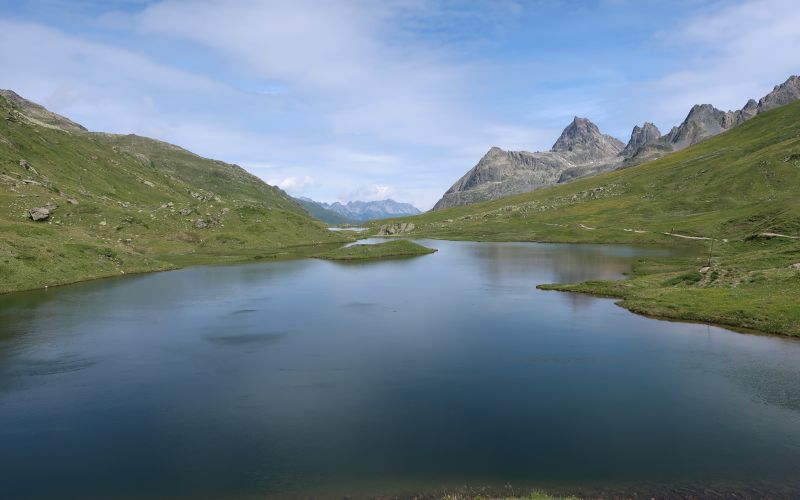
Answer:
[626,75,800,158]
[550,117,625,162]
[621,122,661,157]
[433,75,800,211]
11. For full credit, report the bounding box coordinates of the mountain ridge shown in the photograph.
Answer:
[319,198,421,221]
[432,75,800,210]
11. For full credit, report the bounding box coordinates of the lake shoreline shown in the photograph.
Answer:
[4,233,797,339]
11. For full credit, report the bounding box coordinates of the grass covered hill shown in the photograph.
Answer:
[374,100,800,336]
[315,239,437,261]
[0,90,350,293]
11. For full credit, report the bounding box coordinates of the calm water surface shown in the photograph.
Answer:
[1,240,799,498]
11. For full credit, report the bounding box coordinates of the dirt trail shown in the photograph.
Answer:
[759,232,800,239]
[661,232,713,241]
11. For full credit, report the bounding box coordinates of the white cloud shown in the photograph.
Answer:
[641,0,800,125]
[268,175,315,195]
[344,184,396,203]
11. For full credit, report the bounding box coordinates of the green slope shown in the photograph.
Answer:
[315,239,436,260]
[375,101,800,336]
[0,91,350,293]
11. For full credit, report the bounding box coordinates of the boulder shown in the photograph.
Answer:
[194,217,219,229]
[377,222,415,235]
[28,203,57,221]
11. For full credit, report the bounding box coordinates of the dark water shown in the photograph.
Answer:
[1,240,799,499]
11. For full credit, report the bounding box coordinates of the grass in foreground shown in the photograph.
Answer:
[315,240,437,261]
[371,101,800,336]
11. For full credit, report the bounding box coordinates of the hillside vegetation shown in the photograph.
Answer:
[375,101,800,336]
[0,91,350,293]
[315,239,436,261]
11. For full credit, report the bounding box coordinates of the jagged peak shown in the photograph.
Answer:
[622,121,662,156]
[551,116,601,152]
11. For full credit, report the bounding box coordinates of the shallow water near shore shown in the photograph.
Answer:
[1,240,799,499]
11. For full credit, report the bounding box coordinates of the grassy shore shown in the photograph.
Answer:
[370,101,800,337]
[315,239,437,261]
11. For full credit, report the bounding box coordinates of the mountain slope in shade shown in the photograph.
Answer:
[319,199,421,221]
[0,90,348,293]
[293,197,354,225]
[433,75,800,211]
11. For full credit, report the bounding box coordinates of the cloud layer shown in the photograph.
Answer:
[1,0,798,209]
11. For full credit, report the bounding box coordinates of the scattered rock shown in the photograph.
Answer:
[179,207,194,216]
[699,266,711,273]
[67,197,79,205]
[194,218,219,229]
[142,180,154,187]
[377,222,415,235]
[789,263,800,270]
[19,159,38,175]
[28,206,52,221]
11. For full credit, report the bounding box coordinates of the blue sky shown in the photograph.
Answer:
[2,0,799,209]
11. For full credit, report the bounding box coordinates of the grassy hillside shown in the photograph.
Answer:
[0,91,350,293]
[373,101,800,336]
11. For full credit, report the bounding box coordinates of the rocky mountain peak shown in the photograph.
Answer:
[550,116,624,162]
[622,122,661,157]
[551,117,600,152]
[757,75,800,113]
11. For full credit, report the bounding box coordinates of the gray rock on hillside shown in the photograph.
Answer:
[378,222,415,235]
[28,202,58,221]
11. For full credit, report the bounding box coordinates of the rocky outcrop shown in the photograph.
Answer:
[28,202,58,221]
[756,75,800,113]
[433,118,623,210]
[663,104,734,151]
[621,122,661,157]
[377,222,415,235]
[0,90,87,133]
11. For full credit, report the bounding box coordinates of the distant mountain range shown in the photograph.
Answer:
[433,75,800,210]
[294,197,421,223]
